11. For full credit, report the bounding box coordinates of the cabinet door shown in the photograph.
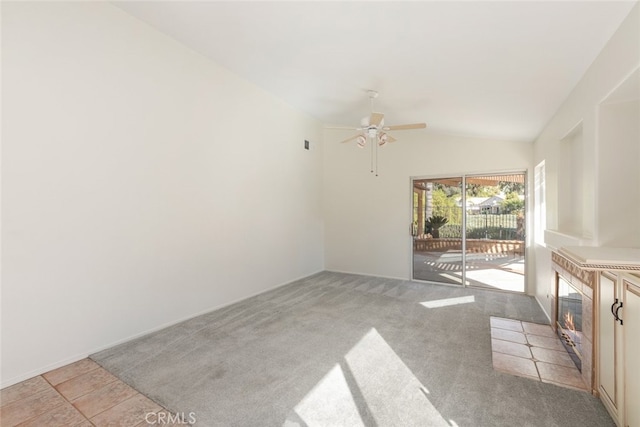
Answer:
[599,273,618,409]
[623,277,640,427]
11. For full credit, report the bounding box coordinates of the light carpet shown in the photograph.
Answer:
[92,271,614,426]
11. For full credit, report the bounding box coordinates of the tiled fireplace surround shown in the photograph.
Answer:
[551,252,596,394]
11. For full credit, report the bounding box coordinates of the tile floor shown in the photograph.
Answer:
[0,359,184,427]
[490,316,588,391]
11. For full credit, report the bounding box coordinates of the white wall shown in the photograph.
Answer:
[1,2,324,387]
[557,124,584,237]
[598,98,640,247]
[323,130,532,281]
[532,4,639,317]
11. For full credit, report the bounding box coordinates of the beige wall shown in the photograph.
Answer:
[3,0,638,389]
[323,130,532,281]
[532,4,639,318]
[1,2,324,387]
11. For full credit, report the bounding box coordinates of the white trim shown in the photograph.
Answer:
[325,269,408,282]
[462,175,467,283]
[560,119,584,142]
[534,160,547,246]
[598,64,640,106]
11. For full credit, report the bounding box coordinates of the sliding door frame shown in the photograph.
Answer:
[410,169,528,293]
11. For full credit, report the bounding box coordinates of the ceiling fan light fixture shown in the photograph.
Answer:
[378,132,388,146]
[327,91,426,175]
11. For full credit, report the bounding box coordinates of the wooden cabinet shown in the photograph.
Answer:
[598,272,640,427]
[599,272,623,423]
[554,247,640,427]
[622,276,640,427]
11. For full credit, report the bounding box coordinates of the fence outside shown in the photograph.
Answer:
[430,211,523,241]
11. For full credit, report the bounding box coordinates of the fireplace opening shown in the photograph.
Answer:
[556,275,583,371]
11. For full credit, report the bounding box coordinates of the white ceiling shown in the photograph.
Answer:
[114,1,637,142]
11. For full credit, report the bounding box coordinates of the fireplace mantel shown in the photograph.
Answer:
[559,246,640,272]
[552,251,597,290]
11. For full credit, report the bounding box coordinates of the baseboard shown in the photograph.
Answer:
[325,269,409,282]
[1,269,324,389]
[1,354,93,390]
[534,294,552,323]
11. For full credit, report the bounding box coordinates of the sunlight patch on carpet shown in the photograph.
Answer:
[420,295,476,308]
[287,328,451,426]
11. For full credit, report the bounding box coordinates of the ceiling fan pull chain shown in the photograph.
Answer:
[370,135,374,173]
[375,140,379,177]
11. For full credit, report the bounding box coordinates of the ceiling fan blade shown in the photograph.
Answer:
[325,126,362,130]
[340,133,364,144]
[387,135,397,143]
[383,123,426,131]
[369,112,384,127]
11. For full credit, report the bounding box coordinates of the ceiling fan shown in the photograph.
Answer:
[326,90,426,148]
[326,90,426,176]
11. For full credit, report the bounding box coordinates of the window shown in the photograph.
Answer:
[534,161,546,245]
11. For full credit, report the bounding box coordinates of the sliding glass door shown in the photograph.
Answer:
[463,174,526,291]
[412,177,464,285]
[412,172,526,292]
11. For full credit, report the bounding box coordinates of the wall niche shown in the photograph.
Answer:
[557,121,585,238]
[597,69,640,247]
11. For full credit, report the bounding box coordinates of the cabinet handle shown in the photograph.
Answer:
[611,298,619,320]
[615,302,623,326]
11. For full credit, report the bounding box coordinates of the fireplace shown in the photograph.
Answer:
[552,251,596,393]
[556,275,583,371]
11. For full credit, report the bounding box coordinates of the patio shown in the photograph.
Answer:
[413,238,525,292]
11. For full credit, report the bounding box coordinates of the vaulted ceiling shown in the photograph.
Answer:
[114,1,637,142]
